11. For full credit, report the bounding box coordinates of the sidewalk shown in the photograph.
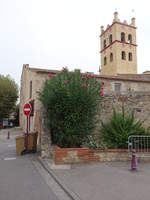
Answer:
[41,159,150,200]
[0,127,23,139]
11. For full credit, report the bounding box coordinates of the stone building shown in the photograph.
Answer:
[20,65,150,155]
[20,64,59,132]
[20,12,150,157]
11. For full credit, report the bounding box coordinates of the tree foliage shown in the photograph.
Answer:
[40,68,102,147]
[101,106,148,148]
[13,104,19,126]
[0,75,18,120]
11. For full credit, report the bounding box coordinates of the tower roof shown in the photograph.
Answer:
[100,12,136,37]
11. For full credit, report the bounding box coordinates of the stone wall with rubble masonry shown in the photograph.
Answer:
[40,91,150,162]
[98,92,150,130]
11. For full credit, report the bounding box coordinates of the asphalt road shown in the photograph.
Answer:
[0,129,59,200]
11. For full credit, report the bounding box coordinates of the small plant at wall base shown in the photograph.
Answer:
[82,134,107,150]
[40,68,102,147]
[101,106,148,149]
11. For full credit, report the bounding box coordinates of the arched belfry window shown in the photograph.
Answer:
[128,34,132,44]
[110,53,113,62]
[104,40,106,48]
[121,51,126,60]
[104,56,107,65]
[128,52,132,61]
[121,32,125,42]
[109,34,112,44]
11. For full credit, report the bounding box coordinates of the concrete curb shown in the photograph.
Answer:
[38,157,82,200]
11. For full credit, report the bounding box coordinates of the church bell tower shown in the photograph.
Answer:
[100,12,137,75]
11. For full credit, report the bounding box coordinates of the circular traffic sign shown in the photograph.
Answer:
[23,103,31,116]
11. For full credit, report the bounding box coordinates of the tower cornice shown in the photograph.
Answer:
[100,21,137,38]
[100,40,137,53]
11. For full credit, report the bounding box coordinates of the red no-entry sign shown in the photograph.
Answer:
[23,103,31,116]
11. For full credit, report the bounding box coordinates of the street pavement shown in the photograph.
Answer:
[52,160,150,200]
[0,128,59,200]
[2,128,150,200]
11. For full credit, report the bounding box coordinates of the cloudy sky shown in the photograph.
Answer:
[0,0,150,86]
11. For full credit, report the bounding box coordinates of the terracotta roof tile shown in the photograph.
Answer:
[26,66,150,83]
[28,67,59,74]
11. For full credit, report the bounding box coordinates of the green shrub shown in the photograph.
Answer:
[101,106,148,148]
[40,68,102,147]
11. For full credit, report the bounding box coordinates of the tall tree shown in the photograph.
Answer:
[13,104,19,126]
[0,75,18,120]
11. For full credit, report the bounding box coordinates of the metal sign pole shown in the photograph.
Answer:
[24,103,31,153]
[26,116,29,151]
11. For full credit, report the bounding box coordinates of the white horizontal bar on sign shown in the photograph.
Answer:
[24,108,30,111]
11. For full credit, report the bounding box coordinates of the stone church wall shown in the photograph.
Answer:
[41,91,150,158]
[98,92,150,130]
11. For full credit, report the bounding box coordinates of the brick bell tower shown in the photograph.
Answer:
[100,12,137,75]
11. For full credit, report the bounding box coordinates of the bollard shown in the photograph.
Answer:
[7,131,10,140]
[131,149,137,171]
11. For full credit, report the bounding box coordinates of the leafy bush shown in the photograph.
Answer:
[101,106,148,148]
[40,68,102,147]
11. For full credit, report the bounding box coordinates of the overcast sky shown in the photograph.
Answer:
[0,0,150,86]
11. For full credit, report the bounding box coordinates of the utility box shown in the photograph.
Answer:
[16,136,25,156]
[24,133,37,153]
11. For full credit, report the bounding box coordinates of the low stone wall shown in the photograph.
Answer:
[54,146,129,165]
